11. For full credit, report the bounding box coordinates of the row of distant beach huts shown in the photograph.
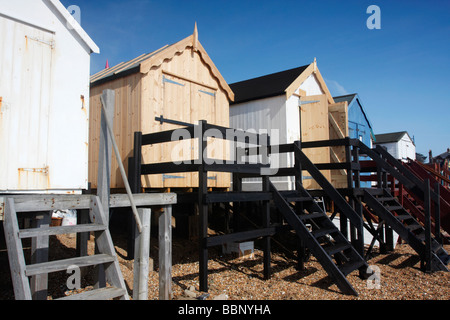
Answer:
[0,0,417,196]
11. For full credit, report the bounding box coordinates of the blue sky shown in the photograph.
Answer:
[61,0,450,158]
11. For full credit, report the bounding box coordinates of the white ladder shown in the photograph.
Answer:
[3,196,129,300]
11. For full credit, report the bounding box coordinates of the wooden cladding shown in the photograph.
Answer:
[89,47,231,189]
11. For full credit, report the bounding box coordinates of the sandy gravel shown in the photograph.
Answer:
[0,232,448,300]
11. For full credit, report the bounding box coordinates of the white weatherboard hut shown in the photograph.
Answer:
[374,131,416,162]
[0,0,99,194]
[229,60,341,191]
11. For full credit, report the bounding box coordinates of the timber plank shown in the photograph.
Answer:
[57,287,126,300]
[25,254,115,277]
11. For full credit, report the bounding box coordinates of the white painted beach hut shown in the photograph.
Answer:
[0,0,99,194]
[229,60,341,190]
[374,131,416,162]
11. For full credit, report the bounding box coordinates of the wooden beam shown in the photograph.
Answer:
[330,149,348,176]
[159,206,173,300]
[7,193,176,213]
[329,113,346,139]
[133,208,151,300]
[30,214,51,300]
[162,70,218,91]
[97,90,115,224]
[3,199,32,300]
[285,62,335,104]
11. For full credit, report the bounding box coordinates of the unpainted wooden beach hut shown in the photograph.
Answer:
[89,27,234,190]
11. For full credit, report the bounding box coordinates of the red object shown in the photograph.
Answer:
[105,59,110,69]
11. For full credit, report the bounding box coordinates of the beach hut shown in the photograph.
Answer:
[333,94,375,148]
[89,26,234,190]
[333,93,375,187]
[0,0,99,194]
[374,131,416,162]
[229,60,342,190]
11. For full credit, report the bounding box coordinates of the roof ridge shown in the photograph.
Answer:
[230,65,310,86]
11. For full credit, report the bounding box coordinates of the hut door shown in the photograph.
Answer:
[328,101,349,188]
[191,84,219,187]
[300,94,331,189]
[0,16,54,191]
[162,74,192,187]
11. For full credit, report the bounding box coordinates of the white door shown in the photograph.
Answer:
[0,16,54,191]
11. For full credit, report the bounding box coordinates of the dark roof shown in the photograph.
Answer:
[333,94,357,105]
[374,131,413,144]
[229,65,309,105]
[435,149,450,160]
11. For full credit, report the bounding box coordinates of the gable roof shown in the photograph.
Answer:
[90,27,234,101]
[374,131,415,145]
[333,94,358,105]
[49,0,99,54]
[334,93,376,142]
[230,60,334,105]
[0,0,99,54]
[229,66,308,104]
[435,149,450,160]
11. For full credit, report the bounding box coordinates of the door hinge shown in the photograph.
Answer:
[26,35,55,49]
[163,76,185,87]
[198,90,216,97]
[163,174,185,182]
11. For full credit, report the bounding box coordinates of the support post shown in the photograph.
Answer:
[262,175,271,279]
[128,132,143,260]
[294,140,306,270]
[76,209,90,257]
[352,145,366,258]
[434,181,442,245]
[95,89,115,288]
[159,206,173,300]
[30,213,50,300]
[97,90,115,223]
[261,134,271,280]
[423,179,432,273]
[133,208,151,300]
[198,120,209,292]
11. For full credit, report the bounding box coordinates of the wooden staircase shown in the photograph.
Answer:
[3,196,129,300]
[364,189,449,272]
[271,182,367,296]
[405,160,450,237]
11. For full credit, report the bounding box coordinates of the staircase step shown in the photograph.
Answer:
[385,205,404,211]
[19,224,107,239]
[339,260,366,276]
[406,224,423,232]
[57,287,127,300]
[416,232,426,241]
[312,228,339,239]
[396,215,414,222]
[286,197,314,203]
[437,253,450,265]
[25,254,115,277]
[377,197,395,202]
[298,212,325,221]
[323,243,351,256]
